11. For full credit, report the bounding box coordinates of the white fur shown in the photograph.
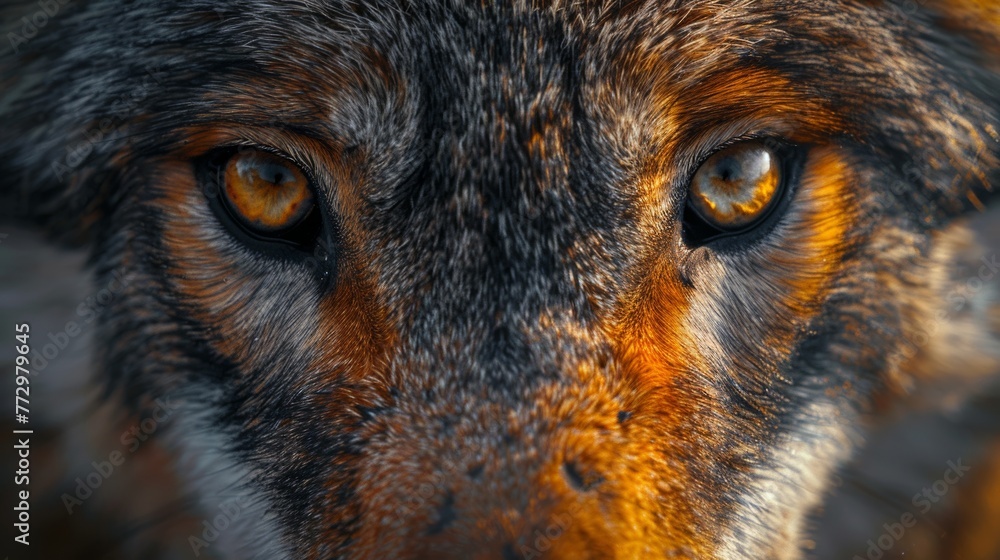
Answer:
[167,387,290,560]
[719,399,856,560]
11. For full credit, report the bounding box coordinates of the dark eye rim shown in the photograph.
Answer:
[681,137,805,250]
[196,146,333,263]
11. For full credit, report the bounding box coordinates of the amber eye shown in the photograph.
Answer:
[687,142,782,232]
[222,149,315,233]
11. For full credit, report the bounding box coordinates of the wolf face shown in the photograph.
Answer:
[2,1,998,558]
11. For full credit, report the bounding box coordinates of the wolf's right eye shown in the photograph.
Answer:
[223,150,315,233]
[688,142,781,231]
[201,148,324,252]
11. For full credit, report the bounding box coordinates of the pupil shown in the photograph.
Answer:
[257,162,290,185]
[717,159,739,182]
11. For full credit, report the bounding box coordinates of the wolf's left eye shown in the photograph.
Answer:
[684,141,784,240]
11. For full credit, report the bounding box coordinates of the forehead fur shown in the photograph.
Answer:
[1,0,997,239]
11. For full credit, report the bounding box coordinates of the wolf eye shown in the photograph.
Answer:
[222,149,315,233]
[684,142,783,239]
[200,147,325,253]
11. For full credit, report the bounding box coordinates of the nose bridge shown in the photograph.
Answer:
[378,10,621,368]
[349,12,665,558]
[398,308,610,397]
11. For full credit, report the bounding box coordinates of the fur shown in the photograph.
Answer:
[1,1,999,558]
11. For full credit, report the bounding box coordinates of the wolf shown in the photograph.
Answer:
[1,0,999,559]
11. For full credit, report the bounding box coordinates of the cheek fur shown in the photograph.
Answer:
[693,147,857,381]
[153,159,322,371]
